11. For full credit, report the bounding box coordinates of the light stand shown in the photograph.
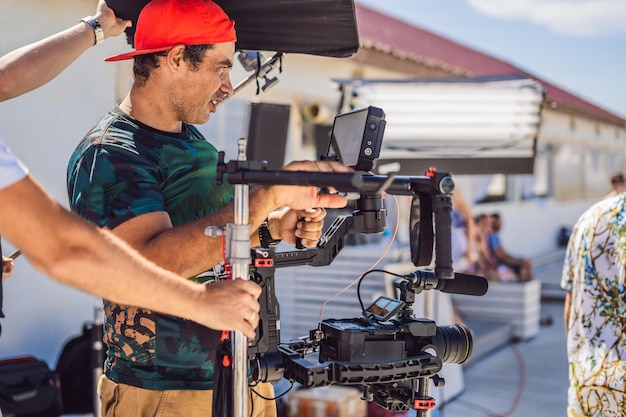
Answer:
[206,138,254,417]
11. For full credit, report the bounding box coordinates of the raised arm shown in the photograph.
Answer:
[0,0,131,102]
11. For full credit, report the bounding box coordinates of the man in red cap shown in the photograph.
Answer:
[66,0,351,416]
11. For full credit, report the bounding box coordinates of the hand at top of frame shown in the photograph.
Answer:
[94,0,132,40]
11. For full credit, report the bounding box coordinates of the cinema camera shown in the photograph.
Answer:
[216,106,488,416]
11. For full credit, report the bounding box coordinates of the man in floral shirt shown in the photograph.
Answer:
[561,192,626,417]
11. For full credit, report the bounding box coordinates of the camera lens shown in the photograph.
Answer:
[435,324,473,364]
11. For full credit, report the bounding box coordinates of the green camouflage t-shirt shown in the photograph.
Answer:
[67,107,234,390]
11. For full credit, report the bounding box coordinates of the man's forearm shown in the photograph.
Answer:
[0,176,261,335]
[0,0,131,102]
[0,24,94,102]
[110,187,278,278]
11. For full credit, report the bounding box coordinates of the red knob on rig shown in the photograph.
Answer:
[414,397,436,410]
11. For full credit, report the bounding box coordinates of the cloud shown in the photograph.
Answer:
[466,0,626,37]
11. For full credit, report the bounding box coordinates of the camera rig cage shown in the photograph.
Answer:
[213,106,488,416]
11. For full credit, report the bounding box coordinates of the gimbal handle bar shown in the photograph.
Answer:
[222,165,449,197]
[219,150,452,196]
[218,154,455,280]
[225,169,365,192]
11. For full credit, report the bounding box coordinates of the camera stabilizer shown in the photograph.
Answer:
[213,107,488,416]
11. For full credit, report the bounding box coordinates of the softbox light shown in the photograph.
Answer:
[338,76,546,175]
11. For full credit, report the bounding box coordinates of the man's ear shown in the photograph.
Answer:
[165,45,186,70]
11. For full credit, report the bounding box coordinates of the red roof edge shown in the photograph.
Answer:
[355,3,625,127]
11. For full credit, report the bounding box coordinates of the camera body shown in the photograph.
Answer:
[316,315,471,411]
[319,308,473,366]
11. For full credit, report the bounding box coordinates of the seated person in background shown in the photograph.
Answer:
[472,213,502,281]
[488,213,533,282]
[450,190,477,273]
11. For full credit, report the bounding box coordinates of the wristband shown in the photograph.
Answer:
[80,16,104,45]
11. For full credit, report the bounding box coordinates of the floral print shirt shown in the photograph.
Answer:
[561,193,626,416]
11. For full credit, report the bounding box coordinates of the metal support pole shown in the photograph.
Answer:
[230,138,251,417]
[415,377,433,417]
[92,306,103,417]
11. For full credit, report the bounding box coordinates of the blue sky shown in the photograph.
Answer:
[355,0,626,119]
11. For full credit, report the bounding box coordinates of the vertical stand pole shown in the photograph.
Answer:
[415,376,436,417]
[230,138,251,417]
[92,305,103,417]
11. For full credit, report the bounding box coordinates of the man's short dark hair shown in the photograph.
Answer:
[610,173,625,185]
[133,45,213,86]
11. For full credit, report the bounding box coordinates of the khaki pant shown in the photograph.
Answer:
[98,375,277,417]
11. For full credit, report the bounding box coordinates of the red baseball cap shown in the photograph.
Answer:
[105,0,236,62]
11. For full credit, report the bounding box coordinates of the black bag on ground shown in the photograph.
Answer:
[55,322,103,415]
[0,355,62,417]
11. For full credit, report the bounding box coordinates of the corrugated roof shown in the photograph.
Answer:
[355,3,625,127]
